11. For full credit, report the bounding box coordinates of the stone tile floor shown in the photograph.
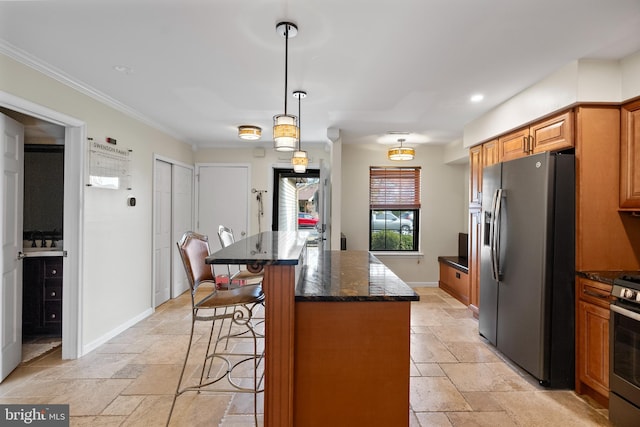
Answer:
[0,286,611,426]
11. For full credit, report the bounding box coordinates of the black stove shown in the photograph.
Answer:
[610,274,640,427]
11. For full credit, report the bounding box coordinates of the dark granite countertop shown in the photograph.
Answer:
[205,231,307,266]
[437,256,469,273]
[577,270,640,285]
[296,250,420,302]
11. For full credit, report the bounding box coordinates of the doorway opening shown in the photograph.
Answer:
[272,168,320,244]
[22,142,65,363]
[1,91,84,370]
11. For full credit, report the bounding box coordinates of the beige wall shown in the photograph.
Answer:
[464,53,640,147]
[1,53,194,353]
[341,143,467,284]
[194,145,330,236]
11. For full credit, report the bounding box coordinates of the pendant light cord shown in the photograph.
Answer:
[297,93,302,150]
[284,24,289,115]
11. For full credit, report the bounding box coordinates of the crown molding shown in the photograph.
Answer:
[0,39,187,142]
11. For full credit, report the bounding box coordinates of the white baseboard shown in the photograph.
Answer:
[81,308,154,356]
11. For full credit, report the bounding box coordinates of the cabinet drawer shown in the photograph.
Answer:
[44,259,62,278]
[44,301,62,324]
[578,278,612,308]
[44,282,62,301]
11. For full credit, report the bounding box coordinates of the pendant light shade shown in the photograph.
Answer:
[274,22,299,151]
[292,150,309,172]
[388,138,415,161]
[273,114,298,150]
[292,90,308,173]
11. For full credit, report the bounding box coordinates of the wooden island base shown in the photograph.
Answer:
[293,301,412,427]
[207,237,418,427]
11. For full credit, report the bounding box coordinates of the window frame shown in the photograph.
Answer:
[368,167,421,252]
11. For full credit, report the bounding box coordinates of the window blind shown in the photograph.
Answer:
[369,167,421,209]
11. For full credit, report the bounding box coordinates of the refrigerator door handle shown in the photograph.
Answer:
[492,188,504,281]
[489,189,499,281]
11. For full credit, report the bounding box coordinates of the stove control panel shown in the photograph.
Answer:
[618,287,640,302]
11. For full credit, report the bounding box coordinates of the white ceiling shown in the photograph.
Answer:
[2,0,640,149]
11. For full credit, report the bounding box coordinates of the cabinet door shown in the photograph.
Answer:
[469,145,482,207]
[531,111,574,154]
[482,139,499,166]
[498,127,529,162]
[620,99,640,209]
[22,258,43,335]
[576,299,610,397]
[576,277,611,403]
[468,209,481,317]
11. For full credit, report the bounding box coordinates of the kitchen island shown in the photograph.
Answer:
[205,231,418,427]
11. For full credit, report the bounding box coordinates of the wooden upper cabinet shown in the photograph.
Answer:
[530,111,574,154]
[482,139,499,166]
[498,127,530,162]
[620,99,640,209]
[469,145,482,206]
[498,111,574,162]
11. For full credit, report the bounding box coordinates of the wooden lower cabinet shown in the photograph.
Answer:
[438,261,469,306]
[575,277,611,407]
[23,257,63,336]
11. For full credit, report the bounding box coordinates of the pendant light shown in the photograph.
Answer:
[292,90,308,173]
[388,138,415,161]
[273,22,299,151]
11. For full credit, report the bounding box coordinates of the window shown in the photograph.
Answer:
[369,167,420,251]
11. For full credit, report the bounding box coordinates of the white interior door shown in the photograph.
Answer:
[171,164,193,297]
[197,164,250,259]
[154,159,171,307]
[1,113,24,382]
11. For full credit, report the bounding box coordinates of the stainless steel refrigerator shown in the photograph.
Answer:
[479,151,575,388]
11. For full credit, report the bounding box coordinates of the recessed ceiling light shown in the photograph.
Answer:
[113,65,133,74]
[470,94,484,103]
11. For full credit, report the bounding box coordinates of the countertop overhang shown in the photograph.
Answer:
[205,231,418,303]
[205,231,307,267]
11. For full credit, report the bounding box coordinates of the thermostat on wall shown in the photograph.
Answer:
[127,197,136,207]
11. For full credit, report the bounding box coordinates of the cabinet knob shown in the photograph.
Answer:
[51,269,57,275]
[50,313,56,319]
[50,291,57,297]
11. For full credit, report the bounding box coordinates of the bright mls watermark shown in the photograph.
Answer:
[0,405,69,426]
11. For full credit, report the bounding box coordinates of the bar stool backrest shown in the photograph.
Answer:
[218,225,235,248]
[177,231,216,295]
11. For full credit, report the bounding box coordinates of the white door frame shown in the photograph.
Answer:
[0,91,84,360]
[152,154,194,306]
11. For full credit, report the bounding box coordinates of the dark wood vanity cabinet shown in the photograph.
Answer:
[23,257,63,335]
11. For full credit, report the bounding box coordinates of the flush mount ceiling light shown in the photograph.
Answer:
[273,22,299,151]
[237,125,262,140]
[291,90,308,173]
[388,138,415,161]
